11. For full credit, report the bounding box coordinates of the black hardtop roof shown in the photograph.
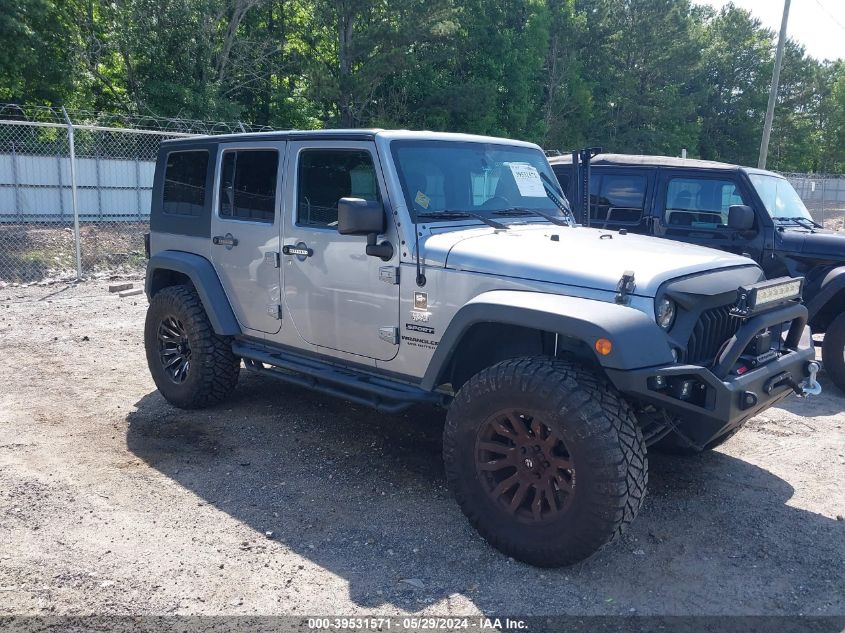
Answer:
[160,128,383,146]
[547,152,780,177]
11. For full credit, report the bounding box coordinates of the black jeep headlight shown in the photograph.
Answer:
[655,298,676,330]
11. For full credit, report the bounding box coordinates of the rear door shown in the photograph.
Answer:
[653,170,764,260]
[210,141,285,334]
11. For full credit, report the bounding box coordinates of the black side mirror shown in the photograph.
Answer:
[728,205,755,231]
[336,197,393,261]
[337,197,385,235]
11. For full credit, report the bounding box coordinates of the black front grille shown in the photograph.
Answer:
[686,305,743,365]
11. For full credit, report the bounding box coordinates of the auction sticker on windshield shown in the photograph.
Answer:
[507,162,546,197]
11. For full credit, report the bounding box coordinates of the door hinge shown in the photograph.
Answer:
[378,326,399,345]
[267,304,283,320]
[379,266,400,285]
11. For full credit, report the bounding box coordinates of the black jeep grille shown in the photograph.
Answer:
[686,305,743,365]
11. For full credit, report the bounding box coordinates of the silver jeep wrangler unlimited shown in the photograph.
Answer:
[144,130,817,566]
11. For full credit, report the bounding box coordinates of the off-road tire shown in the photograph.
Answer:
[442,357,647,567]
[144,285,240,409]
[651,425,741,456]
[821,312,845,394]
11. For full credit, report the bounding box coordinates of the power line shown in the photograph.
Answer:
[813,0,845,33]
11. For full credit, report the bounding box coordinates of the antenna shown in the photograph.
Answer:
[414,219,425,287]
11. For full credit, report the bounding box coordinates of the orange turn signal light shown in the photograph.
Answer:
[595,338,613,356]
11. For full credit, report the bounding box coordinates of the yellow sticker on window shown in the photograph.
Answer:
[415,190,431,209]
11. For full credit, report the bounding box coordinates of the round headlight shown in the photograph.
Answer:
[655,298,676,330]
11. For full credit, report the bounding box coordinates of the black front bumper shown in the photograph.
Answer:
[606,302,815,448]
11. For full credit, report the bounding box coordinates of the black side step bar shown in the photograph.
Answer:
[233,341,445,414]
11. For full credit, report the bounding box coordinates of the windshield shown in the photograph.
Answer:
[390,140,567,221]
[749,173,813,222]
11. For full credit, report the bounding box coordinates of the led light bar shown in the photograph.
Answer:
[731,277,804,317]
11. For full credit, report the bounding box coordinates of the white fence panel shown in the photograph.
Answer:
[0,153,156,221]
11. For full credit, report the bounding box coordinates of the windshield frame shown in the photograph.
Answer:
[389,139,568,224]
[748,173,814,223]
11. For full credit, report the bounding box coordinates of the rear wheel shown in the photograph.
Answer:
[144,285,240,409]
[821,312,845,394]
[442,357,647,567]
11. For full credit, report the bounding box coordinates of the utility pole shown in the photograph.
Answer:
[759,0,791,169]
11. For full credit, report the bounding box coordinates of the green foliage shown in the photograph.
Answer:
[0,0,80,104]
[696,4,772,166]
[0,0,842,172]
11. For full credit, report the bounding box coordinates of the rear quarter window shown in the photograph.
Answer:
[163,150,209,217]
[552,167,571,196]
[589,173,647,225]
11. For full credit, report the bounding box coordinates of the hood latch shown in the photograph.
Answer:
[615,270,636,305]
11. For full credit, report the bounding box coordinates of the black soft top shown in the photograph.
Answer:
[547,152,780,178]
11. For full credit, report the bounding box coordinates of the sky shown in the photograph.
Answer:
[695,0,845,61]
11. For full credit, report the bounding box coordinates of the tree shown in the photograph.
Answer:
[585,0,703,155]
[696,4,772,166]
[0,0,841,174]
[0,0,81,105]
[766,40,824,172]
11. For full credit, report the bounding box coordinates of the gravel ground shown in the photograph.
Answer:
[0,278,843,617]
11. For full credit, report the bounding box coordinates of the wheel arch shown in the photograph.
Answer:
[145,251,241,336]
[421,290,675,391]
[806,266,845,332]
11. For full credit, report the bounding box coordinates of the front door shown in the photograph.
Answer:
[210,141,285,334]
[281,141,400,361]
[653,170,764,261]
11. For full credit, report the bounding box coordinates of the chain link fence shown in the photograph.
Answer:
[0,104,271,284]
[782,173,845,231]
[3,110,845,285]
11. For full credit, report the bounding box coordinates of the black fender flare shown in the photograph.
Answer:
[145,251,241,335]
[805,265,845,323]
[420,290,675,390]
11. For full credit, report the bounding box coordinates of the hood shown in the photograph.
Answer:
[785,229,845,260]
[422,225,756,297]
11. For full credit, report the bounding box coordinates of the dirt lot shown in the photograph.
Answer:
[0,278,843,617]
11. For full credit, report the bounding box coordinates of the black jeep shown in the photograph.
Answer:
[549,152,845,392]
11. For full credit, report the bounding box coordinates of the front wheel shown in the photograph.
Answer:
[442,357,647,567]
[821,312,845,394]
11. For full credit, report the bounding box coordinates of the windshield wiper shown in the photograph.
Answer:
[416,210,509,230]
[491,207,570,227]
[789,216,822,229]
[775,216,821,229]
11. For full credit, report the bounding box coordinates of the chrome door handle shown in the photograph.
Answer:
[283,244,313,257]
[212,235,238,247]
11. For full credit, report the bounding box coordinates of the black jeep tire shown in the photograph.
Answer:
[144,285,240,409]
[821,312,845,394]
[442,357,647,567]
[651,425,741,456]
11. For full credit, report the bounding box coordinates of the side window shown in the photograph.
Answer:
[219,149,279,223]
[163,151,209,216]
[297,149,380,228]
[665,177,747,228]
[589,174,647,225]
